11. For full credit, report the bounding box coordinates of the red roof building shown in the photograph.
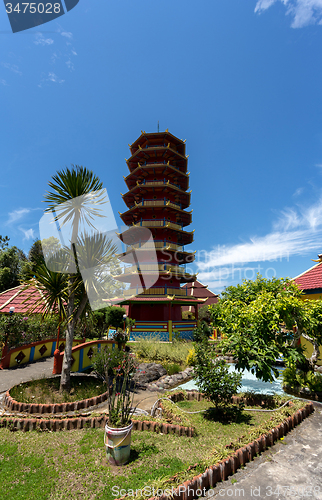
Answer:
[0,284,48,314]
[293,254,322,299]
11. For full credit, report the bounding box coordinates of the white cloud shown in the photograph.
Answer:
[0,79,7,86]
[195,197,322,292]
[293,187,304,197]
[255,0,322,28]
[61,31,73,39]
[47,72,65,83]
[34,33,54,46]
[19,228,35,241]
[66,59,74,71]
[1,63,22,76]
[6,208,30,225]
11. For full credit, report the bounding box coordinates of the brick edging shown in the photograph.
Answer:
[0,412,194,436]
[4,389,109,414]
[115,401,314,500]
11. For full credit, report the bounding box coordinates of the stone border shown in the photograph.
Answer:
[4,389,109,414]
[146,367,194,391]
[115,401,315,500]
[0,412,194,436]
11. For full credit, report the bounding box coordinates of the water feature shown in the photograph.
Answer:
[176,364,287,396]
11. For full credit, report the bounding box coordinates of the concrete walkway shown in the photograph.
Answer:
[202,403,322,499]
[0,356,55,393]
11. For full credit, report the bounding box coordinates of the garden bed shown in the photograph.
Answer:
[0,391,314,500]
[5,375,108,414]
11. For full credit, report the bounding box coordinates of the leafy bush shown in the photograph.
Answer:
[164,362,181,375]
[0,314,60,348]
[194,343,242,409]
[105,306,127,330]
[283,361,322,393]
[193,322,211,343]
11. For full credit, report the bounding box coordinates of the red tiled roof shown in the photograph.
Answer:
[181,280,218,302]
[0,285,47,314]
[293,262,322,291]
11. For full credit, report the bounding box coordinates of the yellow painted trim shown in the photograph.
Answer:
[168,320,172,342]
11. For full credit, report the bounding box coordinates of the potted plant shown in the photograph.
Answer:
[104,351,138,465]
[112,328,128,350]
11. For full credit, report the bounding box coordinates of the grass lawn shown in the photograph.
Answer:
[9,376,107,405]
[0,395,306,500]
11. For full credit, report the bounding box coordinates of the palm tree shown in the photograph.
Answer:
[43,165,117,392]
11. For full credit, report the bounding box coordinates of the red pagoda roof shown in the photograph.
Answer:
[181,280,219,311]
[0,285,48,314]
[105,295,206,306]
[293,260,322,292]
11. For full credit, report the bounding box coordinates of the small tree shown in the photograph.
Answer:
[209,275,313,382]
[194,343,242,410]
[105,306,127,330]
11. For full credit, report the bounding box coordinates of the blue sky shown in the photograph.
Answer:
[1,0,322,295]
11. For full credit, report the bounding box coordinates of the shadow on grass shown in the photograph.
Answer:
[128,443,159,463]
[203,405,252,425]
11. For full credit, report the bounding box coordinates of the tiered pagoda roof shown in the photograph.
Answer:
[115,130,199,302]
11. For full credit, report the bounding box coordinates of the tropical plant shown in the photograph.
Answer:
[41,165,118,392]
[92,346,128,379]
[94,349,138,427]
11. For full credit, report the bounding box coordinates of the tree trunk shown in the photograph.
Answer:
[60,276,75,392]
[60,282,88,393]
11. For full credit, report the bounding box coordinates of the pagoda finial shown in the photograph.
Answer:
[158,121,160,132]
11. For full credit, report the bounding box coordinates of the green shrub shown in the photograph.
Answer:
[164,362,181,375]
[193,322,211,343]
[194,343,242,409]
[283,362,322,392]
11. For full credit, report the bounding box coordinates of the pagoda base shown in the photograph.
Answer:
[129,320,197,341]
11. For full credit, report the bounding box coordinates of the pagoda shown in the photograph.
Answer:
[114,130,205,340]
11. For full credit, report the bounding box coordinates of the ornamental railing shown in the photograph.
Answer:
[131,219,183,231]
[138,179,182,190]
[122,264,187,275]
[123,286,187,297]
[134,199,182,210]
[125,240,184,252]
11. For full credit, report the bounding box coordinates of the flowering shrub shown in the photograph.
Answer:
[92,347,129,379]
[0,314,60,349]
